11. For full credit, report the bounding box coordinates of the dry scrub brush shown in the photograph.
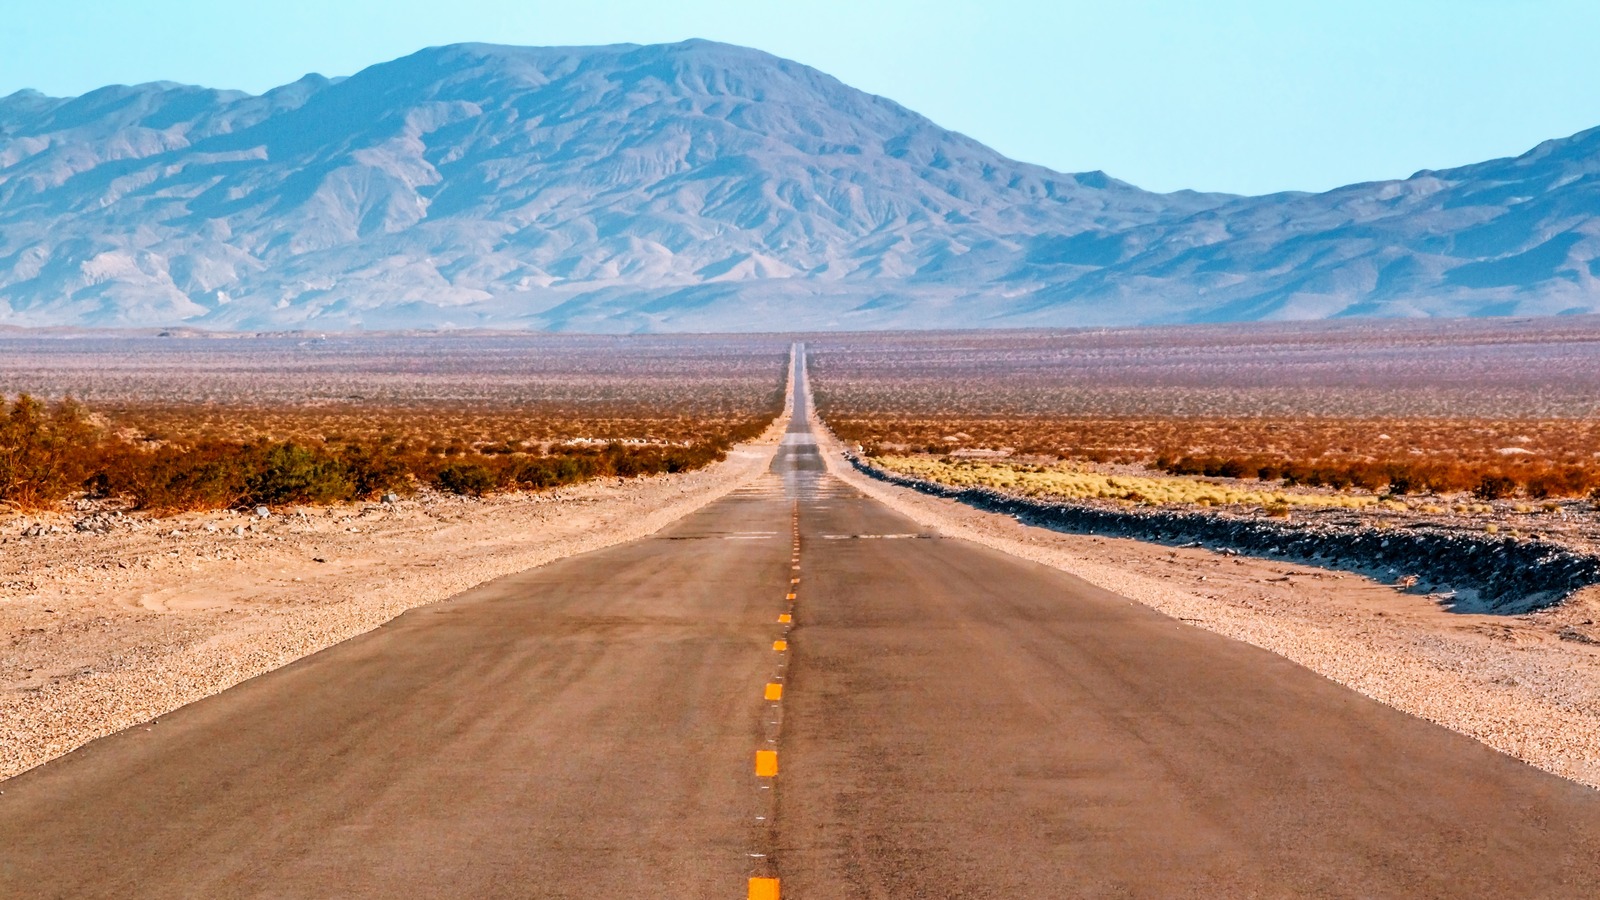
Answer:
[0,335,788,514]
[810,322,1600,503]
[829,415,1600,500]
[2,394,779,514]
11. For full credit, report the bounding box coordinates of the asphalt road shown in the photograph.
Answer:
[4,352,1600,898]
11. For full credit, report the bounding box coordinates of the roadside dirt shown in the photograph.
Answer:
[0,418,786,781]
[814,411,1600,788]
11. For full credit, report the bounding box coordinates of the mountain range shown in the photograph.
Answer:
[1,40,1596,331]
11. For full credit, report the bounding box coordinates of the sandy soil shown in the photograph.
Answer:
[812,411,1600,789]
[0,416,786,781]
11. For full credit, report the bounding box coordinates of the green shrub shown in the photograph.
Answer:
[0,395,100,509]
[98,441,253,510]
[436,463,498,496]
[509,454,596,489]
[339,441,412,498]
[246,443,351,505]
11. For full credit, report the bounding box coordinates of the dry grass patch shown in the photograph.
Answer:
[873,456,1382,511]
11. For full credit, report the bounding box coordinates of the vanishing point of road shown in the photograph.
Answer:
[4,349,1600,898]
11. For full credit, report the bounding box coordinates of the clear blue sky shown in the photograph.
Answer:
[6,0,1598,196]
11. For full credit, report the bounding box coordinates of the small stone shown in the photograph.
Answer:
[381,493,400,504]
[254,507,271,519]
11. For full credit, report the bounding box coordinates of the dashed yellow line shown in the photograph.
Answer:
[749,506,802,895]
[755,749,779,777]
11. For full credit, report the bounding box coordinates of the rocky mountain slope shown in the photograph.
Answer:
[0,41,1596,330]
[1027,126,1600,325]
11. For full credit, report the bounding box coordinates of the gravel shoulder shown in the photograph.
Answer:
[0,417,787,781]
[812,409,1600,788]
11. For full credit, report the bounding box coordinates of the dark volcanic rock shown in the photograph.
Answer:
[851,455,1600,612]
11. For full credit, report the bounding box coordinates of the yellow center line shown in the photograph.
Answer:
[755,749,779,777]
[749,470,807,893]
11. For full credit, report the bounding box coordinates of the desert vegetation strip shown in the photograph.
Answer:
[0,334,788,514]
[834,415,1600,502]
[812,321,1600,502]
[0,392,775,512]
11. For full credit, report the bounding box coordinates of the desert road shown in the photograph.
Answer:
[5,355,1600,898]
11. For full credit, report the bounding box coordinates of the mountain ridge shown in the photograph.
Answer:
[0,40,1594,331]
